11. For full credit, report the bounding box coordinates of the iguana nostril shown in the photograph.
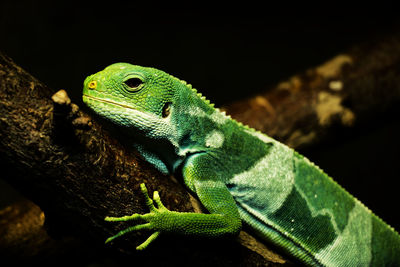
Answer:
[88,80,97,90]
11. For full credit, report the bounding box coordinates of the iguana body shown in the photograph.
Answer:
[82,63,400,266]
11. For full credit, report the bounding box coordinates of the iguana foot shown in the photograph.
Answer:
[104,183,167,250]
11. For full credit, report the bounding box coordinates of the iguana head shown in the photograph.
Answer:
[82,63,177,136]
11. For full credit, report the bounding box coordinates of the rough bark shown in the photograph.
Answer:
[224,35,400,149]
[0,53,290,266]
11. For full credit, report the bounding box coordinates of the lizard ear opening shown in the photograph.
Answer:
[162,102,172,118]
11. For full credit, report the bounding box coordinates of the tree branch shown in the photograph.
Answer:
[225,35,400,149]
[0,53,288,266]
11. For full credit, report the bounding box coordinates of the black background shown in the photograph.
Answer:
[1,2,399,104]
[1,0,400,257]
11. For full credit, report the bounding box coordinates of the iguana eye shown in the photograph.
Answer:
[124,77,143,91]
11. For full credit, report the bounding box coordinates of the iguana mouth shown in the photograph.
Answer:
[83,94,136,110]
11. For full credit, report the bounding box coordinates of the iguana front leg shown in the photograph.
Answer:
[105,178,241,250]
[105,183,164,250]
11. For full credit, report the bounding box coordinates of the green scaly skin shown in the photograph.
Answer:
[82,63,400,266]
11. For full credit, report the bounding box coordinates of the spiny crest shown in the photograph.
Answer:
[176,77,216,109]
[198,92,213,106]
[173,74,261,134]
[233,118,256,132]
[187,83,213,106]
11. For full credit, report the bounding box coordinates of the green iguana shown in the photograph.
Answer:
[82,63,400,266]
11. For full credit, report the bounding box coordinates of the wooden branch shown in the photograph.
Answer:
[0,53,288,266]
[224,35,400,149]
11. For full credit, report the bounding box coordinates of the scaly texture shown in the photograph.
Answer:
[82,63,400,266]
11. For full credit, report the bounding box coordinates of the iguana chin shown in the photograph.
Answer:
[82,63,400,266]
